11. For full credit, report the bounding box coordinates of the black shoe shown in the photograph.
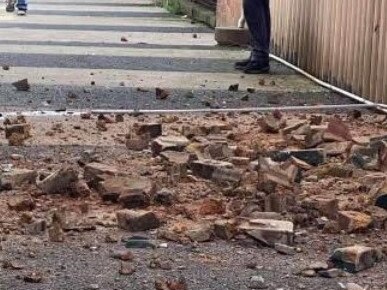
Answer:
[234,58,251,70]
[243,60,270,74]
[6,3,15,12]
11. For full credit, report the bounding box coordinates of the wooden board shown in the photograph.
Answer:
[216,0,242,27]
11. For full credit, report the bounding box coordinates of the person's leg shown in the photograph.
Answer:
[242,0,271,73]
[16,0,28,13]
[244,0,271,61]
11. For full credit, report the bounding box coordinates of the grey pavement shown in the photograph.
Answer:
[0,0,356,112]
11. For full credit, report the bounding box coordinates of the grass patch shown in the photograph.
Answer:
[160,0,183,15]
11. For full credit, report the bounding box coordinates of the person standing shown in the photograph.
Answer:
[235,0,271,74]
[6,0,28,15]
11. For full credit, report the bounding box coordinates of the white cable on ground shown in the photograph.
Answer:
[0,104,379,119]
[269,54,387,113]
[90,104,378,115]
[0,111,82,118]
[0,103,383,119]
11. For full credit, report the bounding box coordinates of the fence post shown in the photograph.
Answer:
[215,0,250,46]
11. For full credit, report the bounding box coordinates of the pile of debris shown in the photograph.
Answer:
[1,111,386,287]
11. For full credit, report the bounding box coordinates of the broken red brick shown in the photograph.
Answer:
[135,123,162,138]
[8,197,36,212]
[258,115,281,134]
[338,211,372,233]
[199,198,225,216]
[116,210,161,231]
[155,88,170,100]
[37,167,79,195]
[151,135,189,156]
[331,245,382,273]
[324,117,352,142]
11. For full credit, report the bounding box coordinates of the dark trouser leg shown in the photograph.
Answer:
[16,0,27,10]
[243,0,271,61]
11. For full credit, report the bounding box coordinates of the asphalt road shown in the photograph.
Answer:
[1,231,384,290]
[0,144,386,290]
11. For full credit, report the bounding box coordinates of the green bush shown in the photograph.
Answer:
[163,0,183,15]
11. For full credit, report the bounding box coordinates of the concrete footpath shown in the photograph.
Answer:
[0,0,354,112]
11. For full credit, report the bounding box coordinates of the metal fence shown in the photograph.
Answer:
[271,0,387,104]
[216,0,387,104]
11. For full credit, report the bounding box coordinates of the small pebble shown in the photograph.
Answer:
[249,276,268,289]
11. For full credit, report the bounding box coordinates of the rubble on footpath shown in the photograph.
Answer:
[0,111,387,288]
[330,245,384,273]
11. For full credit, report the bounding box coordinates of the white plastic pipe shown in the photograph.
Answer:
[0,110,81,118]
[90,103,378,115]
[0,103,382,120]
[0,103,378,119]
[269,54,387,113]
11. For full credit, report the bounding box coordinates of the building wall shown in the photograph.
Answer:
[216,0,387,103]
